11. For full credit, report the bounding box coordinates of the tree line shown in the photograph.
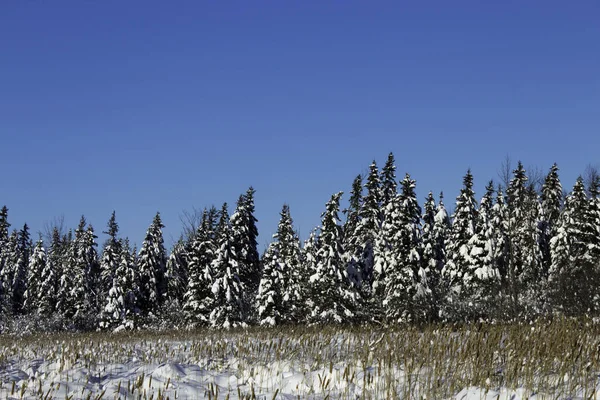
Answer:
[1,154,599,332]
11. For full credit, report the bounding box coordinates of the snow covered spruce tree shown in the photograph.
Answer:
[380,153,398,209]
[165,239,188,306]
[540,164,563,276]
[505,162,544,317]
[0,231,19,315]
[99,212,127,330]
[301,227,320,322]
[383,174,429,322]
[343,175,365,292]
[309,192,359,323]
[442,170,478,321]
[183,207,218,326]
[491,186,510,305]
[467,181,501,319]
[55,229,75,320]
[0,206,9,316]
[355,162,382,299]
[0,225,30,315]
[549,177,600,315]
[68,217,100,328]
[24,237,46,314]
[210,203,247,328]
[230,188,260,313]
[115,238,139,327]
[256,204,304,326]
[37,228,63,317]
[256,243,283,326]
[137,212,167,317]
[421,192,449,320]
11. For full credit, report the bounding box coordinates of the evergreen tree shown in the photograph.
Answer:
[549,177,600,315]
[100,212,121,295]
[183,208,218,326]
[309,192,358,323]
[0,206,11,314]
[55,229,74,319]
[256,204,304,326]
[24,238,46,314]
[380,152,398,208]
[99,212,124,329]
[117,238,139,327]
[166,239,188,305]
[431,193,451,319]
[210,207,246,328]
[256,243,284,326]
[38,228,62,316]
[343,175,364,290]
[12,224,31,314]
[540,164,563,276]
[137,212,167,315]
[442,170,478,320]
[0,231,19,314]
[70,218,99,328]
[506,162,544,317]
[274,204,304,323]
[466,181,500,319]
[383,174,428,322]
[354,161,381,299]
[492,187,510,294]
[422,192,448,320]
[301,227,319,323]
[231,188,260,301]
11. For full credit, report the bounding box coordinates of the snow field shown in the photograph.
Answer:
[1,321,600,399]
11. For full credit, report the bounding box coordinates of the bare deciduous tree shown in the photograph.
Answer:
[497,155,513,191]
[41,214,66,246]
[583,163,600,197]
[179,206,204,242]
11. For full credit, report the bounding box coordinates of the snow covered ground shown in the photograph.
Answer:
[1,323,599,399]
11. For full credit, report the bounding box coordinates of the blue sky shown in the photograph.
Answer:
[1,1,599,250]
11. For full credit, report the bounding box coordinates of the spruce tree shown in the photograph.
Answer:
[166,239,188,305]
[209,203,246,328]
[24,238,46,314]
[380,152,398,208]
[343,175,364,290]
[549,177,600,315]
[383,174,428,322]
[38,228,62,316]
[231,188,260,301]
[274,204,304,323]
[115,238,138,328]
[256,204,303,325]
[422,192,448,320]
[355,161,381,299]
[540,164,563,275]
[301,228,319,323]
[442,170,478,320]
[137,212,167,315]
[12,224,31,314]
[99,212,124,329]
[467,181,500,319]
[71,218,99,328]
[256,243,284,326]
[506,162,544,317]
[431,193,451,319]
[309,192,358,323]
[0,231,19,315]
[183,208,218,326]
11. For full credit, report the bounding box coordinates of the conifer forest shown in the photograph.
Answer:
[1,153,599,333]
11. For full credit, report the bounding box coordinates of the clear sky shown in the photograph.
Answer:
[1,1,599,250]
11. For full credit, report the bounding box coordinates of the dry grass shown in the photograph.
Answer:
[1,318,600,399]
